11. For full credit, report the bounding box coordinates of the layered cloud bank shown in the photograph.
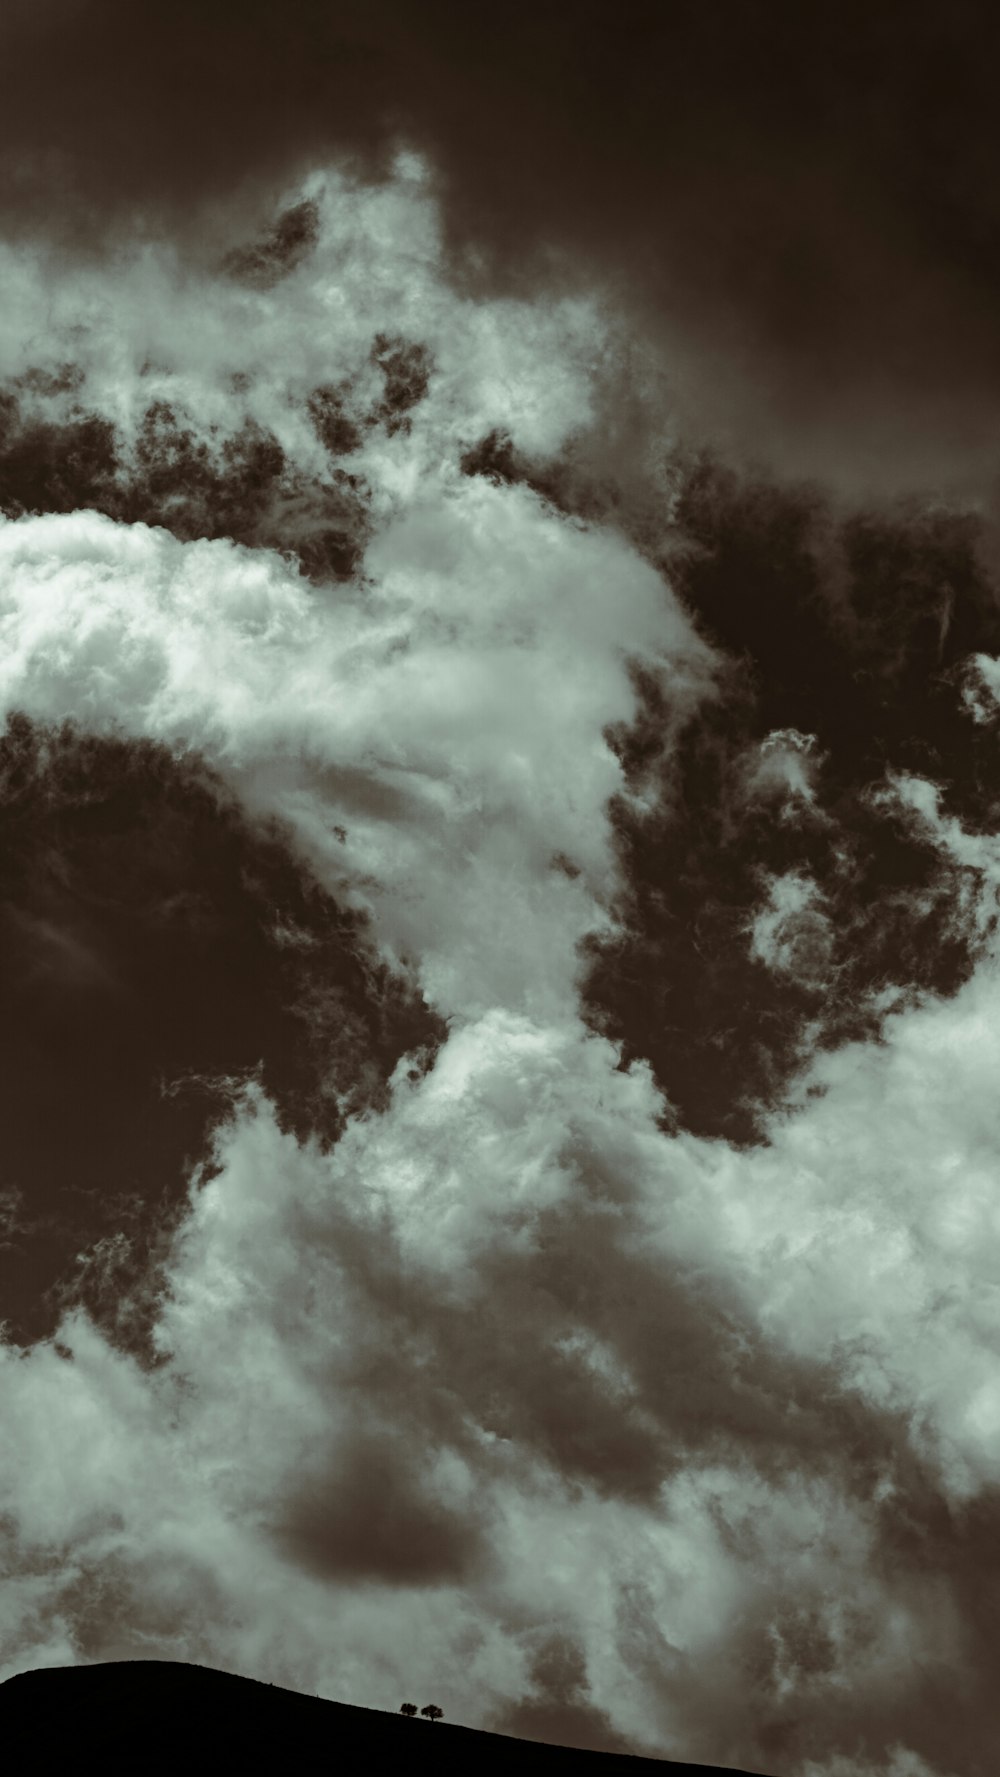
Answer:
[0,161,999,1777]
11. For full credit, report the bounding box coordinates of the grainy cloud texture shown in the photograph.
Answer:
[1,15,1000,1777]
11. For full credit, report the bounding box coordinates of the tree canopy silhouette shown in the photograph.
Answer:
[421,1703,444,1722]
[399,1702,418,1716]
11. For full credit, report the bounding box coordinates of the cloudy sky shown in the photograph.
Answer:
[2,7,1000,1776]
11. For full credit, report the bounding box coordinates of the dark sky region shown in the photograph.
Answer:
[5,0,1000,493]
[2,7,1000,1777]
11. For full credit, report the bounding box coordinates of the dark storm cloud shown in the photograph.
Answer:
[847,1481,1000,1777]
[273,1425,491,1587]
[3,3,1000,484]
[0,712,444,1360]
[495,1633,638,1757]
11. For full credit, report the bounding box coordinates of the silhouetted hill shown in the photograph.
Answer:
[0,1660,772,1775]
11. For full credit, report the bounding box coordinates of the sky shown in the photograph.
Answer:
[1,8,1000,1777]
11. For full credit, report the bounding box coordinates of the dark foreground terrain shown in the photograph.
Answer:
[0,1660,771,1775]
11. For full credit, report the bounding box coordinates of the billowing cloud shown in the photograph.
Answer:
[1,153,1000,1777]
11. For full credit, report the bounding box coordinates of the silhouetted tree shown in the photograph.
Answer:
[399,1702,418,1716]
[421,1704,443,1722]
